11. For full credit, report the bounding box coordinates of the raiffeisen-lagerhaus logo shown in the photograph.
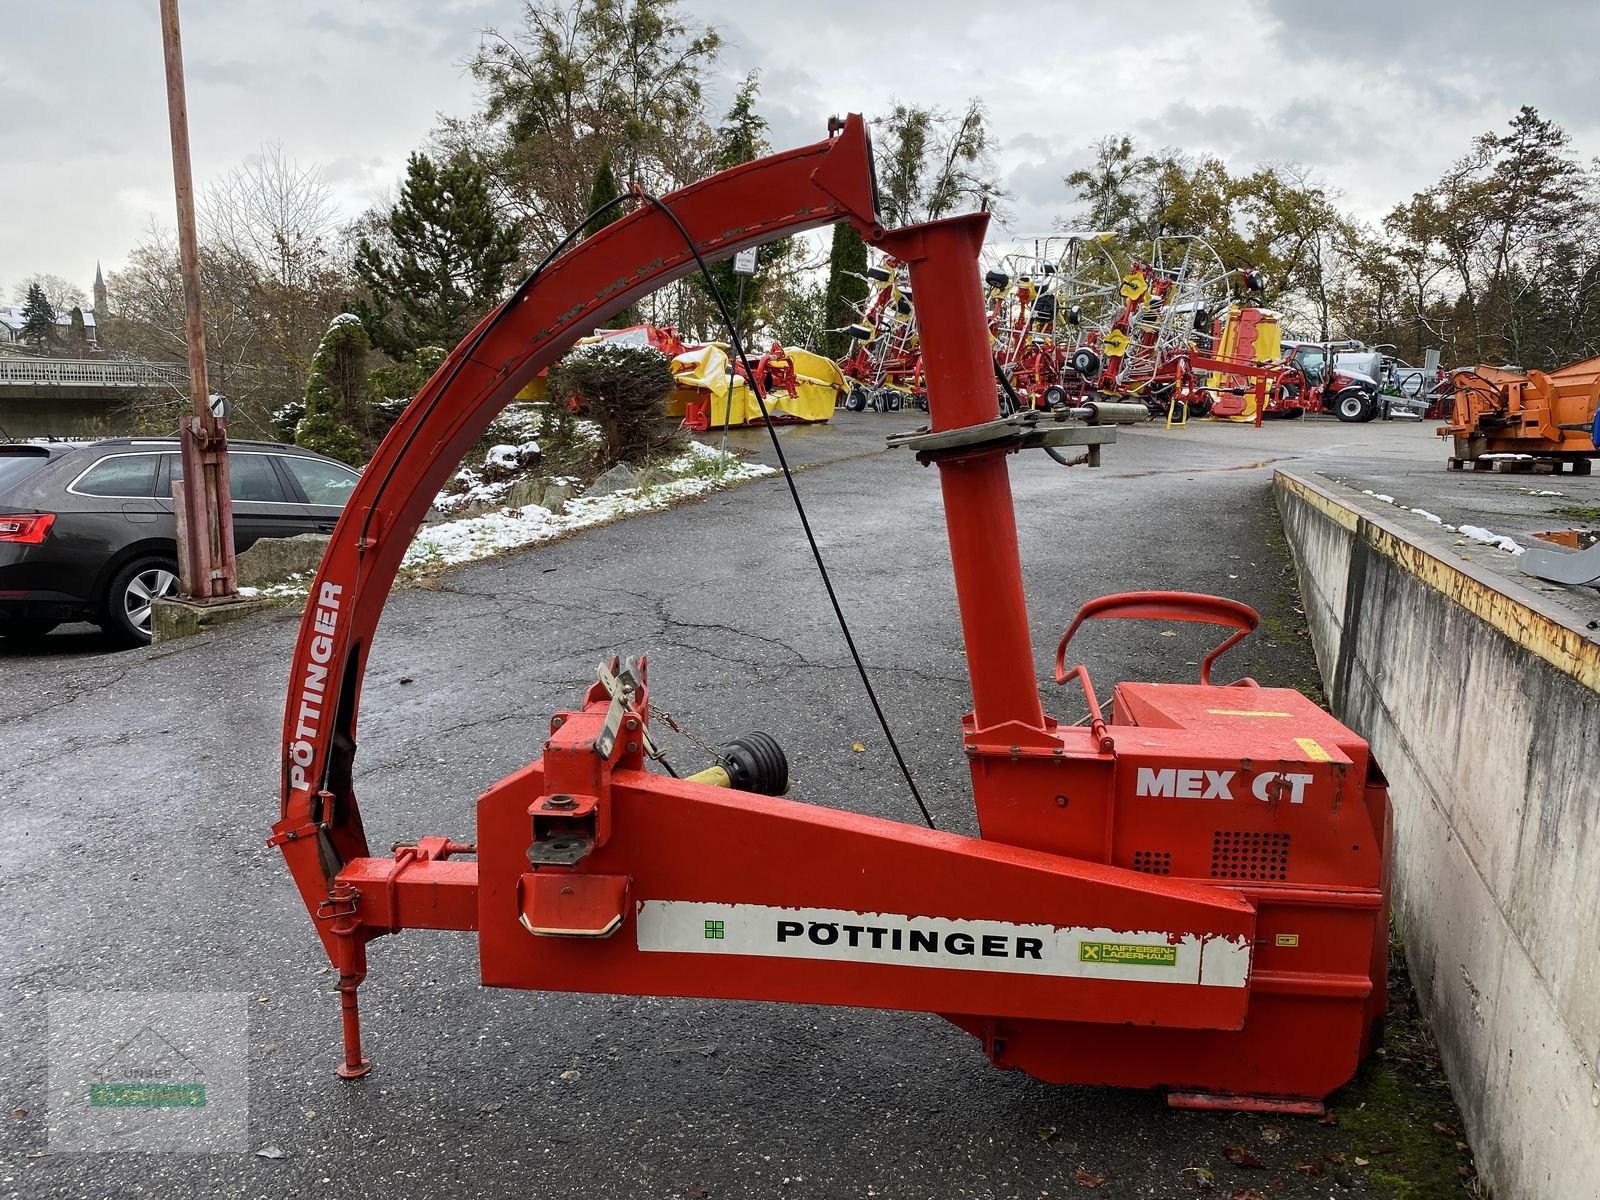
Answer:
[1078,940,1179,967]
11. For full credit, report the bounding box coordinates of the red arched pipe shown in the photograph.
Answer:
[274,117,882,926]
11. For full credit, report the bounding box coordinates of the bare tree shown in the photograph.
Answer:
[12,273,89,313]
[108,224,270,434]
[873,100,1007,227]
[202,144,340,290]
[201,145,349,400]
[110,145,354,441]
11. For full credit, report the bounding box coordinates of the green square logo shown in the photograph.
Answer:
[1078,940,1178,967]
[703,919,725,940]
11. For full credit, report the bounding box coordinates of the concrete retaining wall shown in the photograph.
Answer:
[1275,470,1600,1200]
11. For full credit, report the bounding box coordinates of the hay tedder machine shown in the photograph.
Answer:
[983,233,1120,410]
[968,232,1291,429]
[838,257,925,410]
[274,115,1393,1113]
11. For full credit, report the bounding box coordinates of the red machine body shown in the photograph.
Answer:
[273,115,1391,1111]
[1157,350,1287,426]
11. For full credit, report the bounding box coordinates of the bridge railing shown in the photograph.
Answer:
[0,358,189,391]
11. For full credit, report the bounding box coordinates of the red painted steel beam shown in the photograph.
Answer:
[476,769,1259,1031]
[274,117,882,956]
[876,216,1045,736]
[335,857,479,933]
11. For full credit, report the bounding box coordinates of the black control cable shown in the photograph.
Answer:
[639,191,937,831]
[352,188,935,830]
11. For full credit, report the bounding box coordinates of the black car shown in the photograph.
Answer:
[0,438,359,645]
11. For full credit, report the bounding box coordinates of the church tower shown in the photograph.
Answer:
[93,262,108,315]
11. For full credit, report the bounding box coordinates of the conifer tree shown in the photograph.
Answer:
[694,72,791,346]
[583,158,637,327]
[354,152,521,358]
[821,222,869,360]
[20,283,55,347]
[585,159,623,239]
[295,314,371,465]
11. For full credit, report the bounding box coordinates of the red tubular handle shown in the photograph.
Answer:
[1054,590,1260,687]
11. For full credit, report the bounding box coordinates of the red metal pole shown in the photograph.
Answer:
[159,0,237,601]
[877,214,1046,733]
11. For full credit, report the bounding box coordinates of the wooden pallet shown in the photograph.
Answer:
[1447,456,1594,475]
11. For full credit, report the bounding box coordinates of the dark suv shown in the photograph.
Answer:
[0,438,359,645]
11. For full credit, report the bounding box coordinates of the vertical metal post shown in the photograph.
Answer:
[160,0,237,601]
[723,248,758,454]
[878,214,1046,734]
[721,272,749,455]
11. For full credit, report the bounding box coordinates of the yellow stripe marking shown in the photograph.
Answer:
[1276,471,1600,693]
[1207,708,1292,718]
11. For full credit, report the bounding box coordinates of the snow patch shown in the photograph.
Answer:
[1356,485,1524,552]
[1457,524,1525,556]
[485,444,521,470]
[404,451,773,570]
[679,439,733,461]
[433,467,513,514]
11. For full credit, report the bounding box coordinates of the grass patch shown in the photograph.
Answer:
[1260,489,1329,708]
[1327,934,1482,1198]
[670,443,743,482]
[1552,504,1600,523]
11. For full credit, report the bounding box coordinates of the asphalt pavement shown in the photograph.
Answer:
[2,412,1464,1198]
[1302,434,1600,622]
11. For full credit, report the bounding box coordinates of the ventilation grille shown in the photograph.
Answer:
[1131,850,1172,876]
[1211,831,1290,881]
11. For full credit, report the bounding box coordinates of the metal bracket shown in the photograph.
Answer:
[526,834,595,866]
[887,412,1117,464]
[528,793,601,866]
[315,889,360,921]
[594,658,660,760]
[267,820,325,848]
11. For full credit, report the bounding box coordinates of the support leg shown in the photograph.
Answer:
[326,883,373,1079]
[335,972,372,1079]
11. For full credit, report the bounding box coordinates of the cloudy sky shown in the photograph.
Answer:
[4,0,1597,303]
